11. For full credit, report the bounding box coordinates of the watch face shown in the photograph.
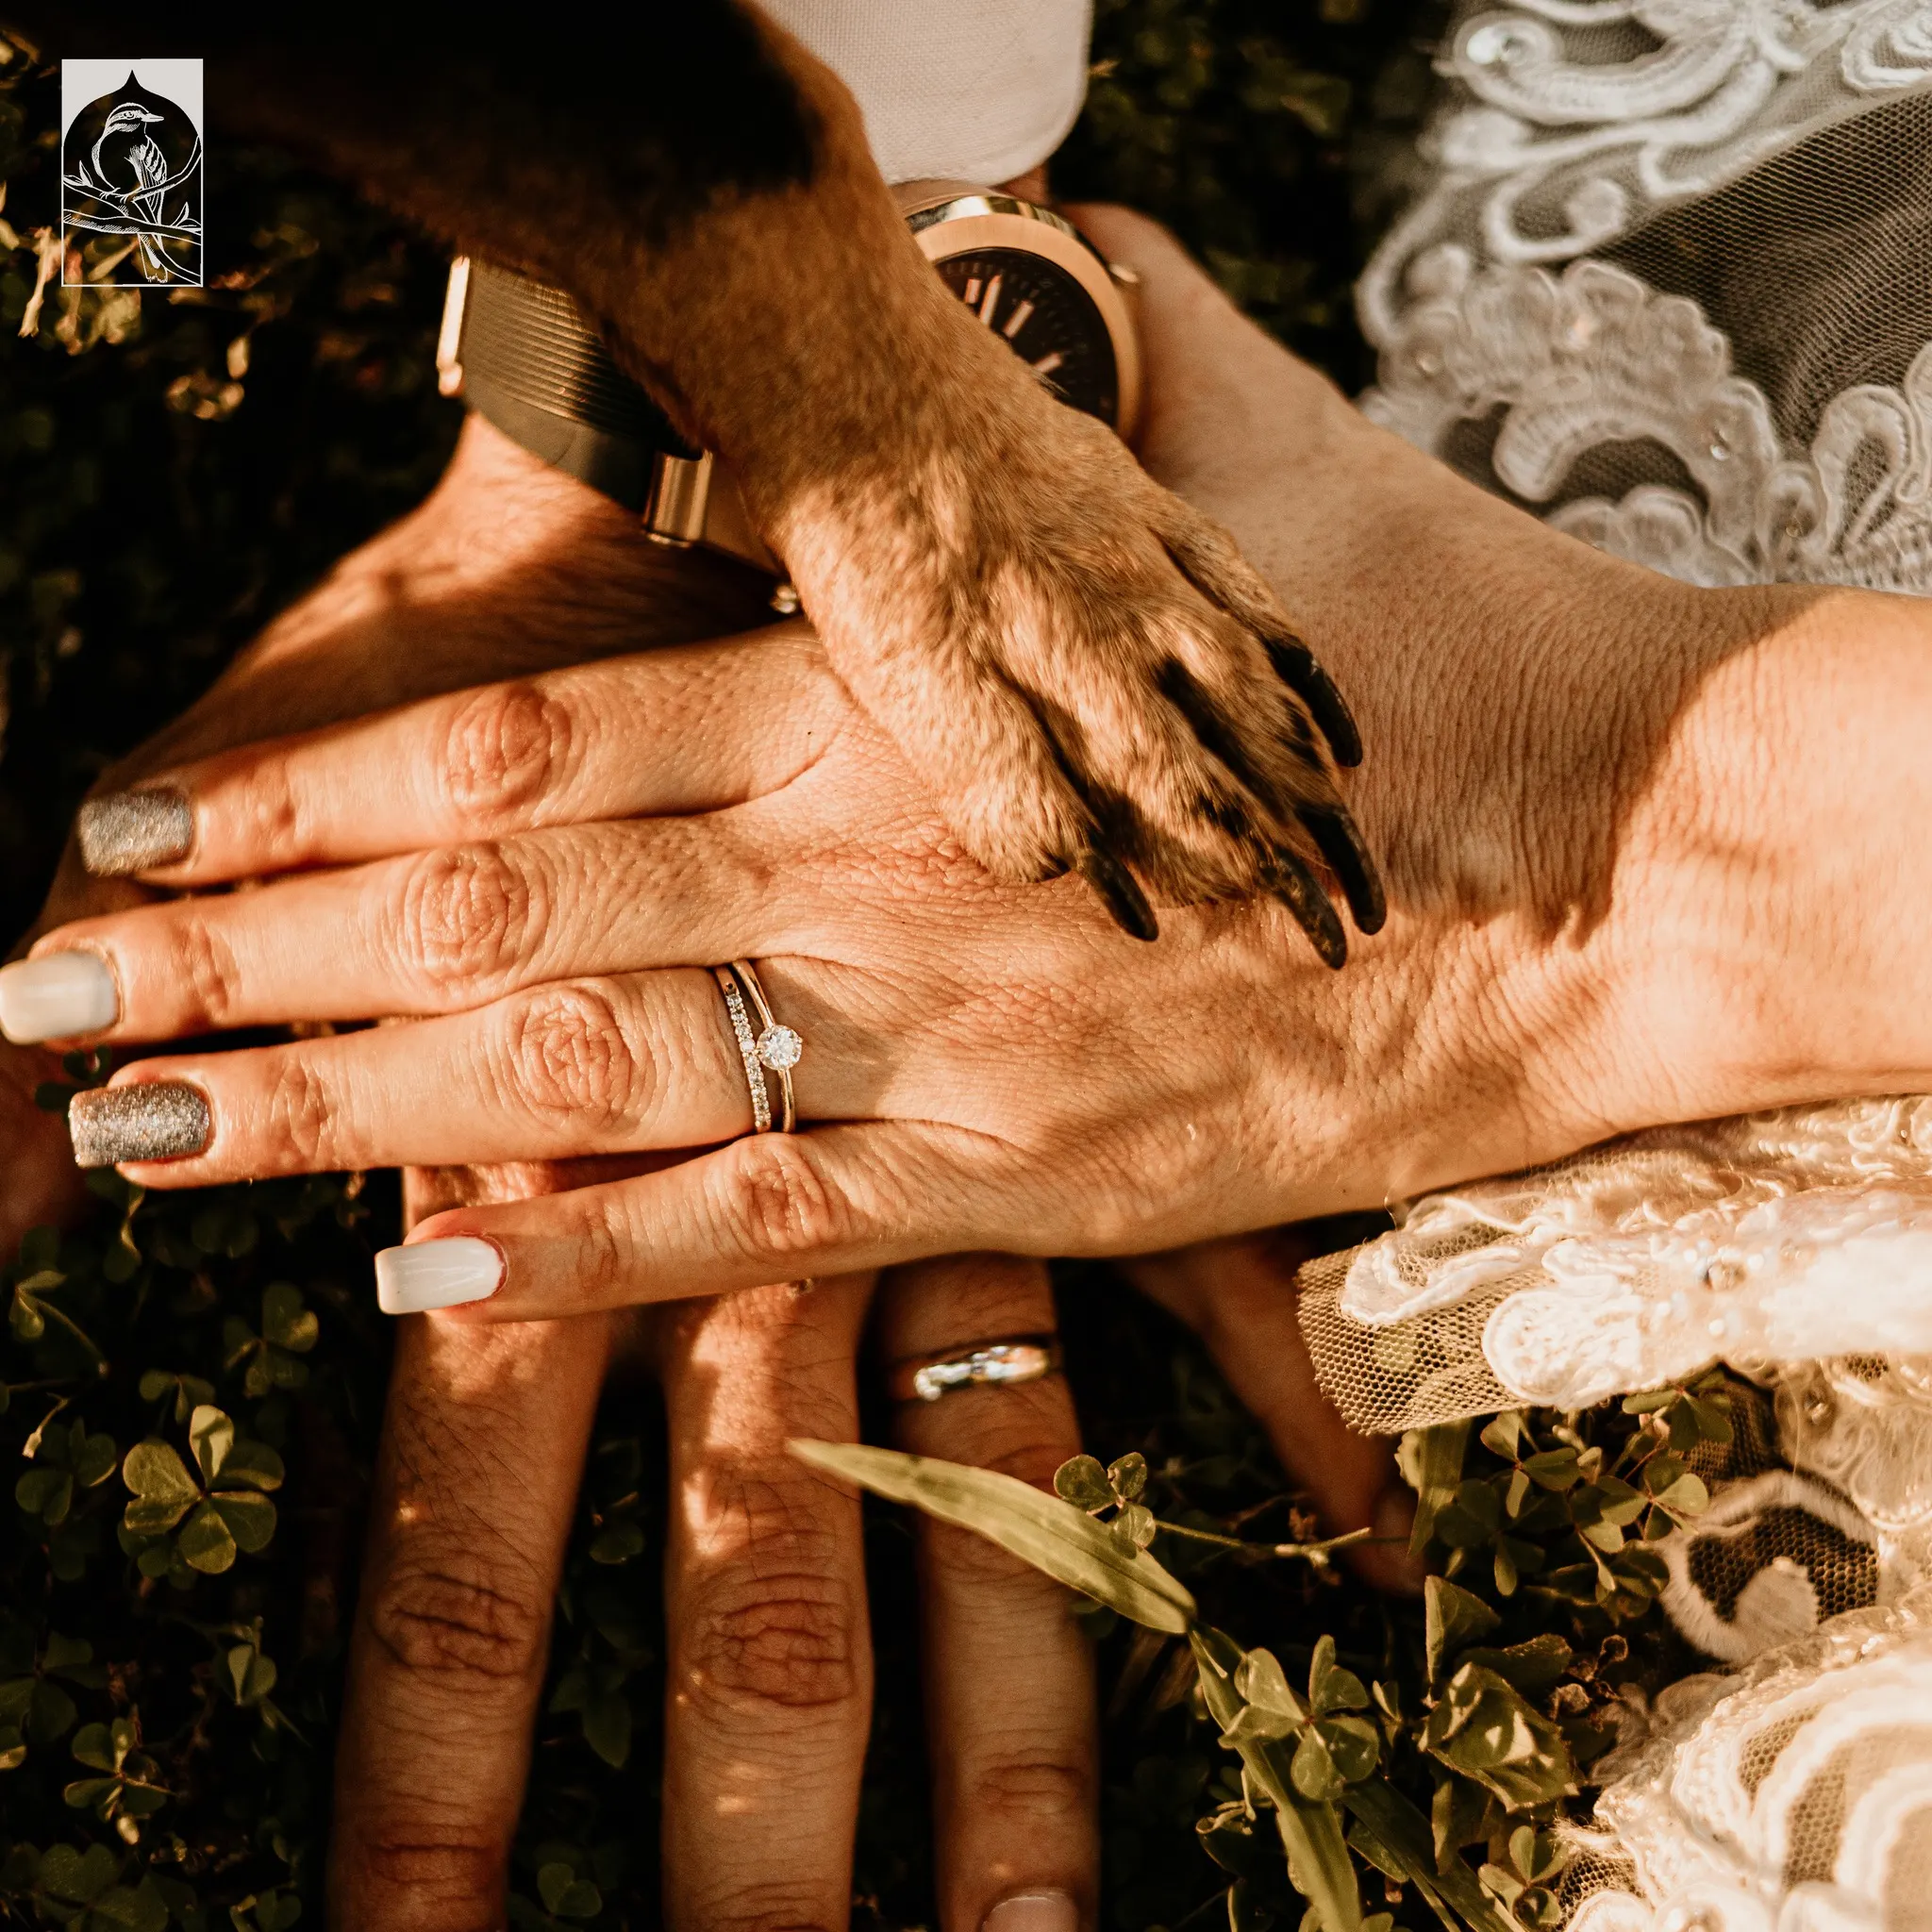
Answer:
[933,246,1120,428]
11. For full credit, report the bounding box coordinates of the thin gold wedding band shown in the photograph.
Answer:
[712,958,803,1134]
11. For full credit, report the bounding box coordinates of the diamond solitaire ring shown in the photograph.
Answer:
[712,958,803,1133]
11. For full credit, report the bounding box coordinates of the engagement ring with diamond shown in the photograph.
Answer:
[713,959,803,1133]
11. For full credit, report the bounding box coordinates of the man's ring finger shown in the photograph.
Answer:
[887,1335,1064,1404]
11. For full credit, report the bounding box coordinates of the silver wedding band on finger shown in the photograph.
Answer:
[888,1334,1064,1404]
[713,958,804,1134]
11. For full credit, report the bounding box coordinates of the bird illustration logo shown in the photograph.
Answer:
[61,74,203,287]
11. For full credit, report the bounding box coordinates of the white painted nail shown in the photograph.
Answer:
[983,1892,1077,1932]
[375,1237,504,1315]
[0,952,118,1044]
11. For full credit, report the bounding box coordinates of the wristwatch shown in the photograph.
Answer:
[434,181,1142,588]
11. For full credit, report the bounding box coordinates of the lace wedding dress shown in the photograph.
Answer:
[1311,11,1932,1924]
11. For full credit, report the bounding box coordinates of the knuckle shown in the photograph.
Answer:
[681,1887,840,1932]
[231,759,302,865]
[718,1136,853,1264]
[500,980,647,1131]
[367,1553,550,1682]
[394,841,541,989]
[963,1746,1092,1824]
[163,909,242,1031]
[349,1832,503,1925]
[439,682,573,818]
[678,1569,857,1711]
[258,1056,334,1168]
[573,1201,633,1308]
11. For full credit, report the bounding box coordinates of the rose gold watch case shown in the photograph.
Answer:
[688,185,1143,577]
[893,179,1142,443]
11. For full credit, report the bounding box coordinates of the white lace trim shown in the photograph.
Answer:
[1346,13,1932,1907]
[1560,1592,1932,1932]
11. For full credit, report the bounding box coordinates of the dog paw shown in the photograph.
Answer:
[777,402,1381,960]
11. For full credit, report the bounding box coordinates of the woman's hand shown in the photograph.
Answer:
[17,216,1916,1313]
[1,613,1551,1312]
[0,412,773,1261]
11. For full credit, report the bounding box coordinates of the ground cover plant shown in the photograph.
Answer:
[0,8,1709,1926]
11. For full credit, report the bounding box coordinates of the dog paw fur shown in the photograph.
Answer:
[773,374,1382,958]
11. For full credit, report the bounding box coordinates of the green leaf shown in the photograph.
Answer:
[209,1491,277,1554]
[1650,1473,1709,1517]
[1235,1648,1307,1726]
[40,1840,119,1902]
[29,1678,78,1741]
[1192,1628,1362,1932]
[791,1441,1195,1633]
[70,1720,120,1771]
[175,1501,239,1574]
[1291,1724,1343,1801]
[1397,1420,1470,1554]
[1342,1779,1515,1932]
[1112,1502,1157,1553]
[213,1440,285,1493]
[1457,1635,1573,1699]
[121,1441,201,1537]
[1315,1714,1380,1783]
[1424,1576,1499,1683]
[225,1643,277,1707]
[72,1426,117,1489]
[580,1689,632,1770]
[1687,1394,1733,1445]
[589,1522,645,1564]
[1521,1448,1582,1491]
[1620,1389,1675,1414]
[1422,1664,1577,1810]
[1053,1455,1114,1512]
[17,1468,73,1524]
[0,1724,24,1771]
[1107,1452,1148,1503]
[1308,1635,1368,1715]
[261,1282,318,1353]
[537,1864,602,1920]
[1592,1476,1647,1527]
[1431,1770,1491,1869]
[43,1633,102,1682]
[188,1406,233,1486]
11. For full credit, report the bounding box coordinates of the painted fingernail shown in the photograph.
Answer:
[68,1081,210,1168]
[375,1237,504,1315]
[984,1892,1077,1932]
[76,788,193,876]
[0,952,119,1044]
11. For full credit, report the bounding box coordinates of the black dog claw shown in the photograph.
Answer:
[1079,846,1160,941]
[1302,806,1386,936]
[1269,850,1348,969]
[1264,637,1362,768]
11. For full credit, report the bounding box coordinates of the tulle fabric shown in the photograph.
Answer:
[1334,10,1932,1922]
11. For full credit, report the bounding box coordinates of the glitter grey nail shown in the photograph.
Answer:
[68,1082,210,1169]
[76,788,193,877]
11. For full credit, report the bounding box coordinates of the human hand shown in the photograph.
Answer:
[0,414,772,1261]
[332,1229,1100,1931]
[12,216,1828,1304]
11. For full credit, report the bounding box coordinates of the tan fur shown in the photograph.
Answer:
[37,4,1372,935]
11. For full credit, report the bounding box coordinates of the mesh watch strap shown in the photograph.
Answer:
[436,258,777,571]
